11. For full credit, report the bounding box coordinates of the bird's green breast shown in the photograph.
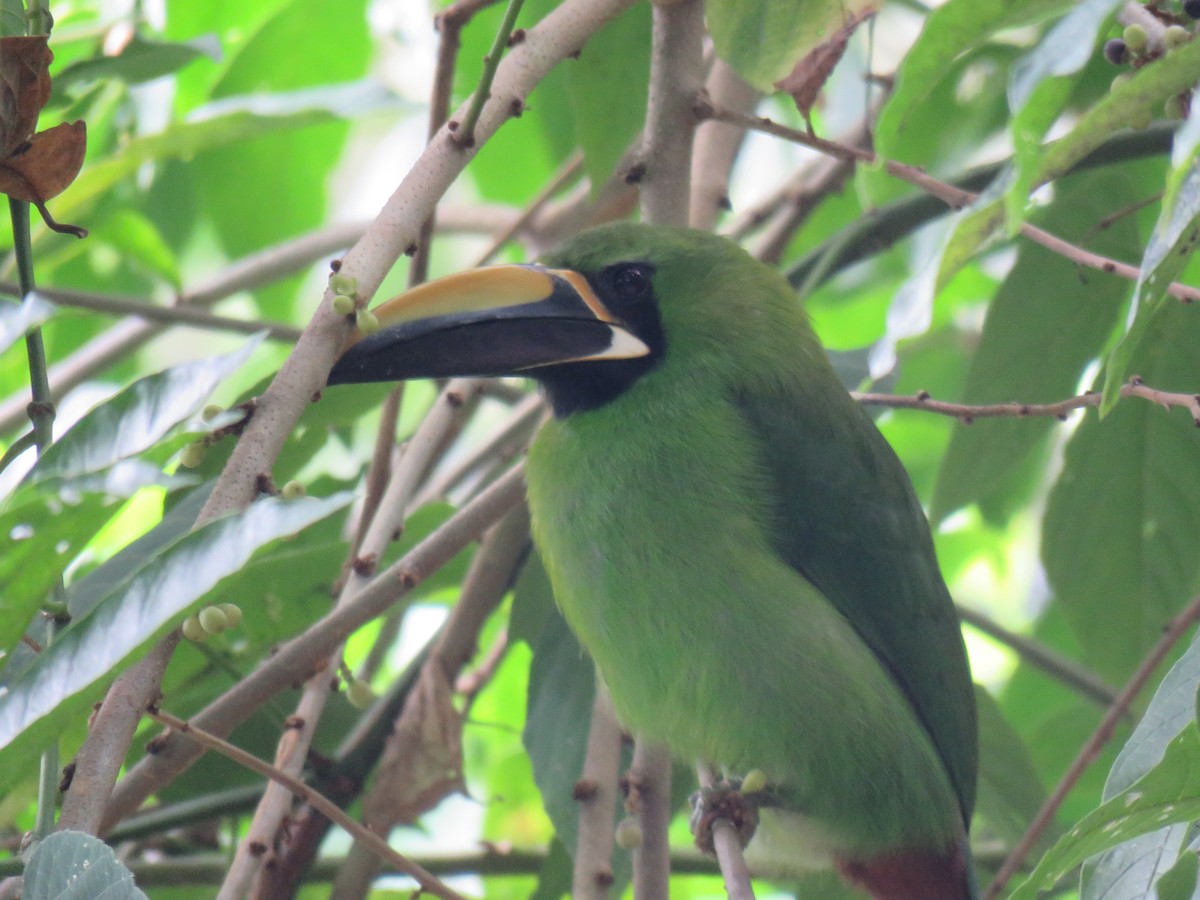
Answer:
[525,383,963,859]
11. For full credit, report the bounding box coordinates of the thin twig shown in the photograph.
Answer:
[956,605,1117,708]
[471,153,584,266]
[145,707,469,900]
[698,103,1200,304]
[627,741,673,900]
[984,592,1200,899]
[852,379,1200,424]
[0,283,302,340]
[455,0,526,147]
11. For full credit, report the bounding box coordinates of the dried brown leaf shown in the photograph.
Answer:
[362,660,465,833]
[0,120,87,204]
[0,36,52,158]
[775,8,876,127]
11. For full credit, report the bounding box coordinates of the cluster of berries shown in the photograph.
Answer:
[182,603,244,642]
[1103,4,1196,122]
[329,272,379,335]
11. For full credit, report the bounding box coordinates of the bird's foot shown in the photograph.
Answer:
[688,771,771,855]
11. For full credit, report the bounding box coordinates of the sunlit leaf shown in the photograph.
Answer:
[1082,631,1200,899]
[0,492,352,787]
[24,334,262,483]
[0,291,54,354]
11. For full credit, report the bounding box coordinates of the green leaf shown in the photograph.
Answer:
[51,35,218,100]
[1102,158,1200,411]
[975,687,1050,848]
[1081,631,1200,898]
[0,294,55,355]
[24,830,147,900]
[24,335,261,484]
[931,172,1138,524]
[1004,0,1124,231]
[1042,302,1200,682]
[88,209,182,290]
[1011,726,1200,900]
[706,0,875,92]
[566,2,650,193]
[1156,850,1199,900]
[0,463,196,665]
[868,0,1067,205]
[0,486,212,690]
[0,492,352,788]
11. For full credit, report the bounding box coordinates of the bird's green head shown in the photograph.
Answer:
[328,222,807,416]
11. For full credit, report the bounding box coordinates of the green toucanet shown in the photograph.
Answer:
[328,223,978,900]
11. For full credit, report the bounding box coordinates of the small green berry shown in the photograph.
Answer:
[281,480,307,500]
[1165,24,1192,50]
[1111,72,1133,93]
[740,769,768,794]
[356,308,381,335]
[181,615,208,642]
[1122,23,1148,54]
[217,603,244,628]
[201,403,223,421]
[331,293,356,316]
[615,817,643,850]
[198,605,230,634]
[180,442,207,468]
[1103,38,1129,65]
[330,272,358,296]
[347,681,377,709]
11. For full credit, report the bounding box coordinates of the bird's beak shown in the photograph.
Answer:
[327,265,651,386]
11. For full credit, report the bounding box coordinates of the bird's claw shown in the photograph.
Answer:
[689,776,765,855]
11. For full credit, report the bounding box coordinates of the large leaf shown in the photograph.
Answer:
[0,463,195,664]
[1011,726,1200,900]
[1042,302,1200,682]
[868,0,1068,205]
[706,0,875,92]
[975,687,1050,848]
[50,35,219,100]
[566,2,650,193]
[1103,121,1200,410]
[0,485,211,690]
[931,172,1138,524]
[23,335,261,484]
[1081,631,1200,899]
[23,830,147,900]
[1003,0,1124,230]
[0,492,351,788]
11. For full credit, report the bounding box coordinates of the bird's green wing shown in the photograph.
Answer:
[736,381,977,825]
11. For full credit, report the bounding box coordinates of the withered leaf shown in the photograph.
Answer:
[0,36,87,236]
[0,120,86,204]
[361,660,465,833]
[0,36,52,159]
[774,8,876,129]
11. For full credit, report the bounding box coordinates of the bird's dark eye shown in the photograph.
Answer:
[604,263,654,303]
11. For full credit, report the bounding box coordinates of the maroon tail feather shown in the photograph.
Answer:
[837,844,973,900]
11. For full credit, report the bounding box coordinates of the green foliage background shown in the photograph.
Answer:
[3,0,1200,898]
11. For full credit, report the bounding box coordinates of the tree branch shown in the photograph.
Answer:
[852,379,1200,425]
[145,707,468,900]
[698,103,1200,304]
